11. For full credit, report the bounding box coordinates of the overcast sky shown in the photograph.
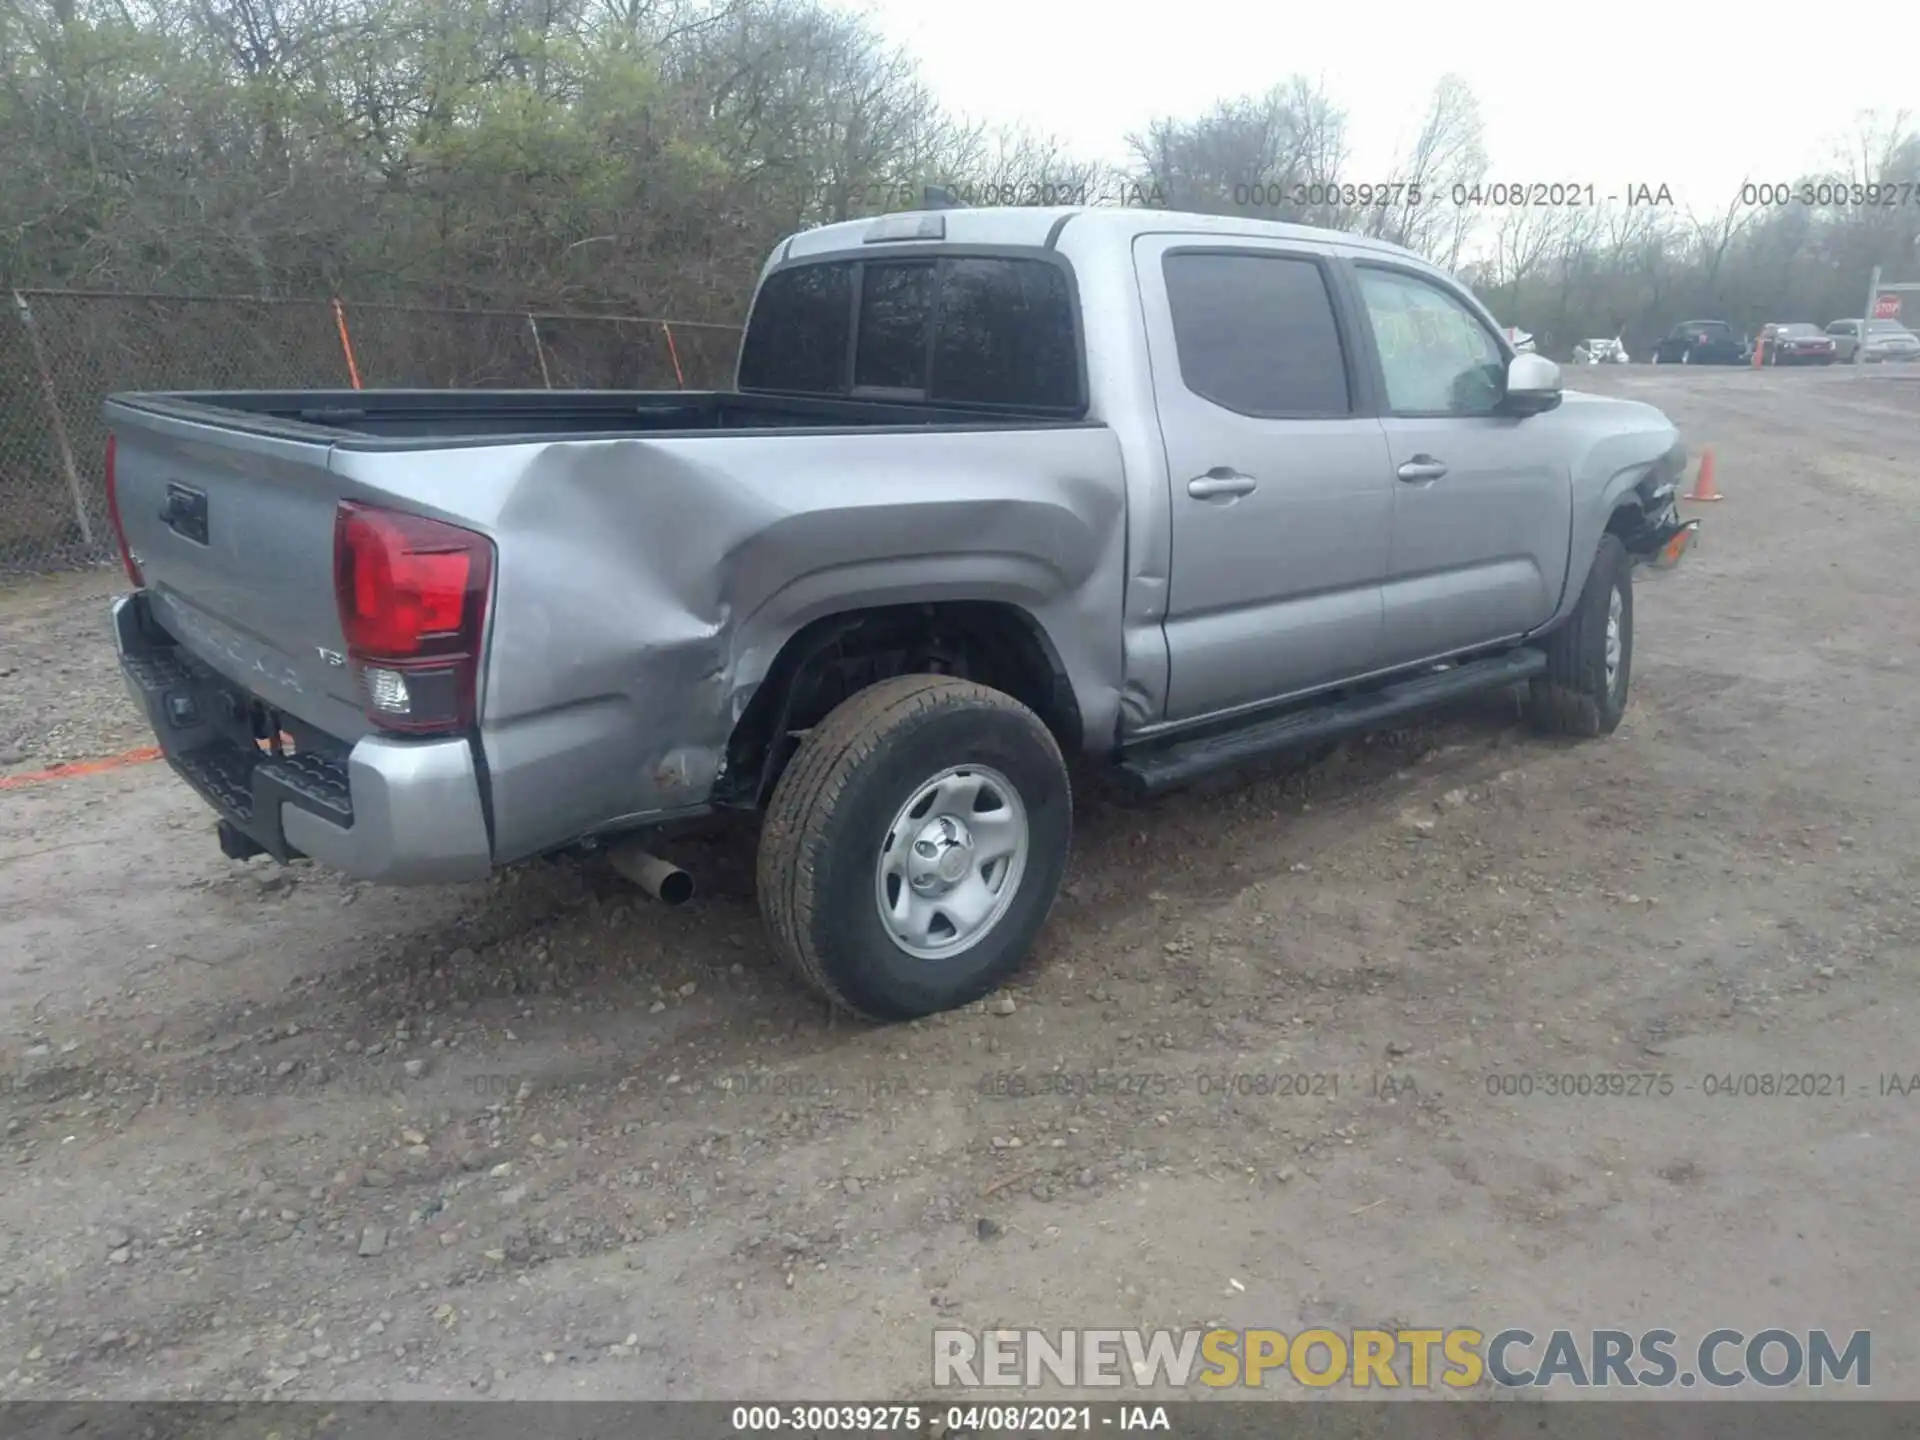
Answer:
[852,0,1911,217]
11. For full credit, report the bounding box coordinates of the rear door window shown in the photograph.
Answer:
[1160,252,1352,417]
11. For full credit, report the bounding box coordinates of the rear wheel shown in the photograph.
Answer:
[1528,535,1632,738]
[756,675,1072,1022]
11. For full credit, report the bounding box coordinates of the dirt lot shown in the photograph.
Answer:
[1,365,1918,1404]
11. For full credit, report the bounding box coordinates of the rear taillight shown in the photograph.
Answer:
[332,502,494,734]
[103,433,143,587]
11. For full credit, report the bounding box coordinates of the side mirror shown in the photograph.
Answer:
[1503,352,1562,415]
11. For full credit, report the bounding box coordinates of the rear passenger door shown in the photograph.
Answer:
[1134,235,1393,722]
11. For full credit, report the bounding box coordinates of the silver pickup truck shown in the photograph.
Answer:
[103,205,1696,1022]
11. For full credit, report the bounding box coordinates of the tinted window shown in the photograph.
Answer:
[737,263,852,393]
[930,258,1078,409]
[1161,252,1350,416]
[1354,267,1504,415]
[855,261,934,391]
[739,255,1079,409]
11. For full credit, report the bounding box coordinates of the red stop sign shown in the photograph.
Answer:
[1873,294,1901,319]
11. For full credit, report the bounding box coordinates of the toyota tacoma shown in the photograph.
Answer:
[103,205,1696,1021]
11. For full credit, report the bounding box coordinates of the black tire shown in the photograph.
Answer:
[1527,534,1633,738]
[756,675,1071,1022]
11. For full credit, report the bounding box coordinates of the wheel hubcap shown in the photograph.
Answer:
[876,766,1029,960]
[1605,586,1624,693]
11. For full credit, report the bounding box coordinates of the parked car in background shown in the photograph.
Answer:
[1649,320,1747,365]
[1826,318,1920,363]
[1573,336,1630,364]
[1756,322,1837,365]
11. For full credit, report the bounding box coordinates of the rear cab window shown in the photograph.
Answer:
[738,254,1082,413]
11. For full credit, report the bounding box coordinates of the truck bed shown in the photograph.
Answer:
[108,388,1086,448]
[100,380,1121,874]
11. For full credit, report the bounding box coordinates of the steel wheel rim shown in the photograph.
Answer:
[1605,586,1624,694]
[875,764,1030,961]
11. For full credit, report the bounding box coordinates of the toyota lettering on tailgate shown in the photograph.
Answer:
[166,601,307,697]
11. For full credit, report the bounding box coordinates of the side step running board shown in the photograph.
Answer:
[1117,647,1548,797]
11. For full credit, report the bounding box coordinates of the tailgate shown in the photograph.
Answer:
[107,400,370,740]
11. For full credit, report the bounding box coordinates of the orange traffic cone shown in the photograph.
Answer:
[1686,447,1723,502]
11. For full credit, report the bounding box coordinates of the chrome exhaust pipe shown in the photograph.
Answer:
[607,842,694,907]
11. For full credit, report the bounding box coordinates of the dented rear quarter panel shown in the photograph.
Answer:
[330,424,1130,864]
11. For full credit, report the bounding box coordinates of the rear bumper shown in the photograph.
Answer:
[113,592,493,884]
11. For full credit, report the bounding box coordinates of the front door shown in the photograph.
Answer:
[1345,260,1572,668]
[1134,235,1394,722]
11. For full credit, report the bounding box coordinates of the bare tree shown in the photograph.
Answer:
[1,1,1917,362]
[1365,73,1486,265]
[1126,76,1350,223]
[1687,196,1756,305]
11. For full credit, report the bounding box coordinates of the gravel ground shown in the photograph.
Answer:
[1,365,1918,1404]
[0,569,148,772]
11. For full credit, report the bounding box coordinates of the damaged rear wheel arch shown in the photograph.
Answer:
[716,601,1080,811]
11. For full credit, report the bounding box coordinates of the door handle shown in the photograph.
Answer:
[1187,468,1258,499]
[1396,456,1449,484]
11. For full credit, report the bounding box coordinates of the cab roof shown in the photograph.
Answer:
[776,205,1435,268]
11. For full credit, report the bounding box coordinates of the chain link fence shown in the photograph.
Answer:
[0,290,743,577]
